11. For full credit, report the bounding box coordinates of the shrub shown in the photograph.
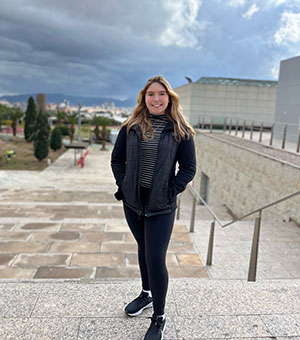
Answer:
[50,127,62,151]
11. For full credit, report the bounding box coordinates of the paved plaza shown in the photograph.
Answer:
[1,138,300,339]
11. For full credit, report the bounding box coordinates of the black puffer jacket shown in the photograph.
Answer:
[111,121,196,217]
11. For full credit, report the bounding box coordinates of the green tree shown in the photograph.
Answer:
[24,96,36,141]
[0,104,9,131]
[66,112,78,143]
[50,126,62,151]
[56,111,66,126]
[91,116,111,150]
[8,108,24,136]
[33,109,50,161]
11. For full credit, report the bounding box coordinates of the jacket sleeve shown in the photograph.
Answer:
[111,126,127,191]
[173,135,196,195]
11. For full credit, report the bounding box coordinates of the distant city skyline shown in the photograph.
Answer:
[0,0,300,99]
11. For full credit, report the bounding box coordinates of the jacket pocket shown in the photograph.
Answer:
[167,184,176,204]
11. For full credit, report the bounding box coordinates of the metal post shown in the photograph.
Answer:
[210,118,213,133]
[269,124,274,146]
[77,101,81,141]
[282,125,287,149]
[242,120,246,138]
[206,220,215,266]
[189,196,196,232]
[259,122,263,142]
[248,212,262,282]
[223,118,226,133]
[229,119,232,134]
[250,121,254,140]
[201,117,204,129]
[297,129,300,153]
[235,119,239,136]
[176,198,181,220]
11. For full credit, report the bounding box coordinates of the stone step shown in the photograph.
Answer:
[1,278,300,339]
[0,219,208,280]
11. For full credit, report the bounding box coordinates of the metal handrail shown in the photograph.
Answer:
[222,190,300,228]
[187,185,223,226]
[182,186,300,281]
[197,114,300,153]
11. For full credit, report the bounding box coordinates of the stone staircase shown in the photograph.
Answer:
[1,145,300,339]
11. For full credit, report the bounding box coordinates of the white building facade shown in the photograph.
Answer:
[175,77,278,127]
[274,56,300,143]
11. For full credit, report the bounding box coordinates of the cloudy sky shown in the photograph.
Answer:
[0,0,300,100]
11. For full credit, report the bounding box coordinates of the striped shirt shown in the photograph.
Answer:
[140,113,169,188]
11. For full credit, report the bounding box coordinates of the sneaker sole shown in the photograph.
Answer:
[125,302,153,317]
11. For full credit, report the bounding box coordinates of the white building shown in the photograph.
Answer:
[274,56,300,143]
[175,77,278,127]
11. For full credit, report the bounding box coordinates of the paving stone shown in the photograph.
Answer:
[61,223,105,232]
[171,232,192,242]
[0,283,42,317]
[105,224,130,232]
[20,223,61,231]
[0,231,30,240]
[0,224,15,230]
[168,242,196,253]
[168,267,209,278]
[95,267,141,278]
[101,242,137,253]
[173,315,272,339]
[13,254,70,267]
[30,231,80,241]
[0,318,80,340]
[30,282,137,317]
[0,253,15,265]
[78,316,177,340]
[125,253,179,267]
[0,241,49,253]
[125,232,135,242]
[81,231,124,242]
[261,314,300,337]
[71,253,124,266]
[173,223,189,232]
[0,267,35,279]
[177,253,204,266]
[34,266,94,279]
[49,241,100,253]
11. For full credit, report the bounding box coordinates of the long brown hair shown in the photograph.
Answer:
[122,75,195,141]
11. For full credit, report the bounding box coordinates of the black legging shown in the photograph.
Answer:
[123,187,175,315]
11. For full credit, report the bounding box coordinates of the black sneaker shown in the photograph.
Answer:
[144,314,166,340]
[125,291,153,316]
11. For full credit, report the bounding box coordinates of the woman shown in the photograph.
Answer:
[111,75,196,340]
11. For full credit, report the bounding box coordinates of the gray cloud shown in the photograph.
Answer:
[1,0,300,99]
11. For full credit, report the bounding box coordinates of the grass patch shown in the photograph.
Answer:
[0,135,67,171]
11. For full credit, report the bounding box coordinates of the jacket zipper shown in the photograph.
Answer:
[137,130,143,217]
[144,126,170,217]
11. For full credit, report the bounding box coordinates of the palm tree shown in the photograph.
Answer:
[8,108,24,136]
[56,111,66,126]
[91,116,111,150]
[66,112,78,143]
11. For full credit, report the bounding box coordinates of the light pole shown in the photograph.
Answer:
[78,101,81,141]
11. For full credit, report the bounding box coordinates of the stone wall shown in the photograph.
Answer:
[194,132,300,223]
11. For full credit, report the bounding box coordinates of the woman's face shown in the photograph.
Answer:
[145,82,169,115]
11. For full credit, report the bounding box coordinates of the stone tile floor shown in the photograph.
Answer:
[0,146,208,279]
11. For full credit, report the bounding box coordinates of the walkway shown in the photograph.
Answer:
[1,142,300,339]
[0,145,207,279]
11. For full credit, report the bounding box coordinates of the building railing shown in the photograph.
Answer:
[177,186,300,281]
[197,115,300,153]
